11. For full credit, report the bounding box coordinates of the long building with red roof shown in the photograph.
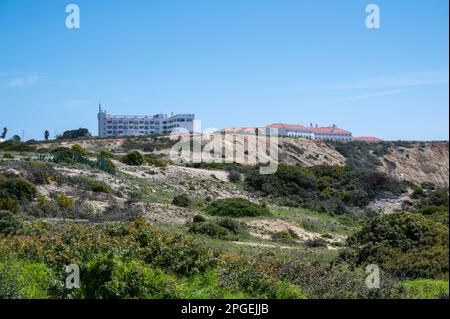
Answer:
[221,123,382,141]
[266,123,352,140]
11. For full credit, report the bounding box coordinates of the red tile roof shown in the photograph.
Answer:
[353,136,383,142]
[221,127,259,133]
[311,127,352,134]
[267,123,351,135]
[266,123,309,130]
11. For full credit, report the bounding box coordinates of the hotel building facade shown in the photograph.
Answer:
[97,106,195,137]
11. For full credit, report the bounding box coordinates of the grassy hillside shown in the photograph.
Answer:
[0,138,448,299]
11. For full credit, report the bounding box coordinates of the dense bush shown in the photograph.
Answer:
[304,238,328,248]
[244,164,405,215]
[0,210,24,235]
[57,128,91,140]
[271,229,299,244]
[277,259,399,299]
[188,221,232,240]
[172,194,191,208]
[80,254,177,299]
[0,198,21,214]
[67,176,111,194]
[30,196,97,221]
[0,141,36,152]
[96,155,117,175]
[0,177,37,202]
[144,154,169,168]
[400,279,449,299]
[228,169,241,183]
[188,216,248,241]
[342,213,449,279]
[206,198,270,217]
[0,218,441,299]
[0,258,51,298]
[216,218,245,234]
[71,144,88,155]
[90,180,112,193]
[52,147,91,166]
[122,151,145,166]
[192,215,206,223]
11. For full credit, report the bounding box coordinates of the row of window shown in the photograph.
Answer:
[105,124,181,130]
[105,118,193,125]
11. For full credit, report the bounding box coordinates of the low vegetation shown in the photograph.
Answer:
[206,198,270,217]
[0,136,447,299]
[244,164,405,216]
[341,213,449,280]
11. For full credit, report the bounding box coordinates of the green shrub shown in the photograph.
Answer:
[0,198,21,214]
[278,260,399,299]
[272,229,300,244]
[55,194,75,209]
[207,198,270,217]
[342,213,449,279]
[145,154,169,168]
[96,155,117,175]
[90,180,112,193]
[0,210,24,235]
[0,258,51,298]
[274,281,308,299]
[71,144,88,155]
[401,279,449,299]
[52,147,91,165]
[188,221,232,240]
[0,141,35,152]
[244,164,405,214]
[81,254,177,299]
[193,215,206,223]
[68,176,111,193]
[0,177,37,202]
[176,270,247,299]
[216,218,244,234]
[172,194,191,208]
[57,128,90,140]
[418,205,449,226]
[304,238,328,248]
[25,161,58,184]
[2,153,14,159]
[142,229,219,277]
[122,151,145,166]
[228,169,241,183]
[99,150,114,158]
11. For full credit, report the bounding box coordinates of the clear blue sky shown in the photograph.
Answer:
[0,0,448,140]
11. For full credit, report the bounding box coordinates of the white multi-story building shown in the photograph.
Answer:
[97,106,195,137]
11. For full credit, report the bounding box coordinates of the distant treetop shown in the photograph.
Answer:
[57,128,91,140]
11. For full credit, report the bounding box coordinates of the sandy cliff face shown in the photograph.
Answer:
[278,139,449,187]
[378,142,449,187]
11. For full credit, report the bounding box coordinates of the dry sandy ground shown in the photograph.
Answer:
[245,219,345,248]
[366,190,413,214]
[142,203,197,225]
[115,161,229,182]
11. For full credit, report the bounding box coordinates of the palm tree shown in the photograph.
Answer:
[0,127,7,139]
